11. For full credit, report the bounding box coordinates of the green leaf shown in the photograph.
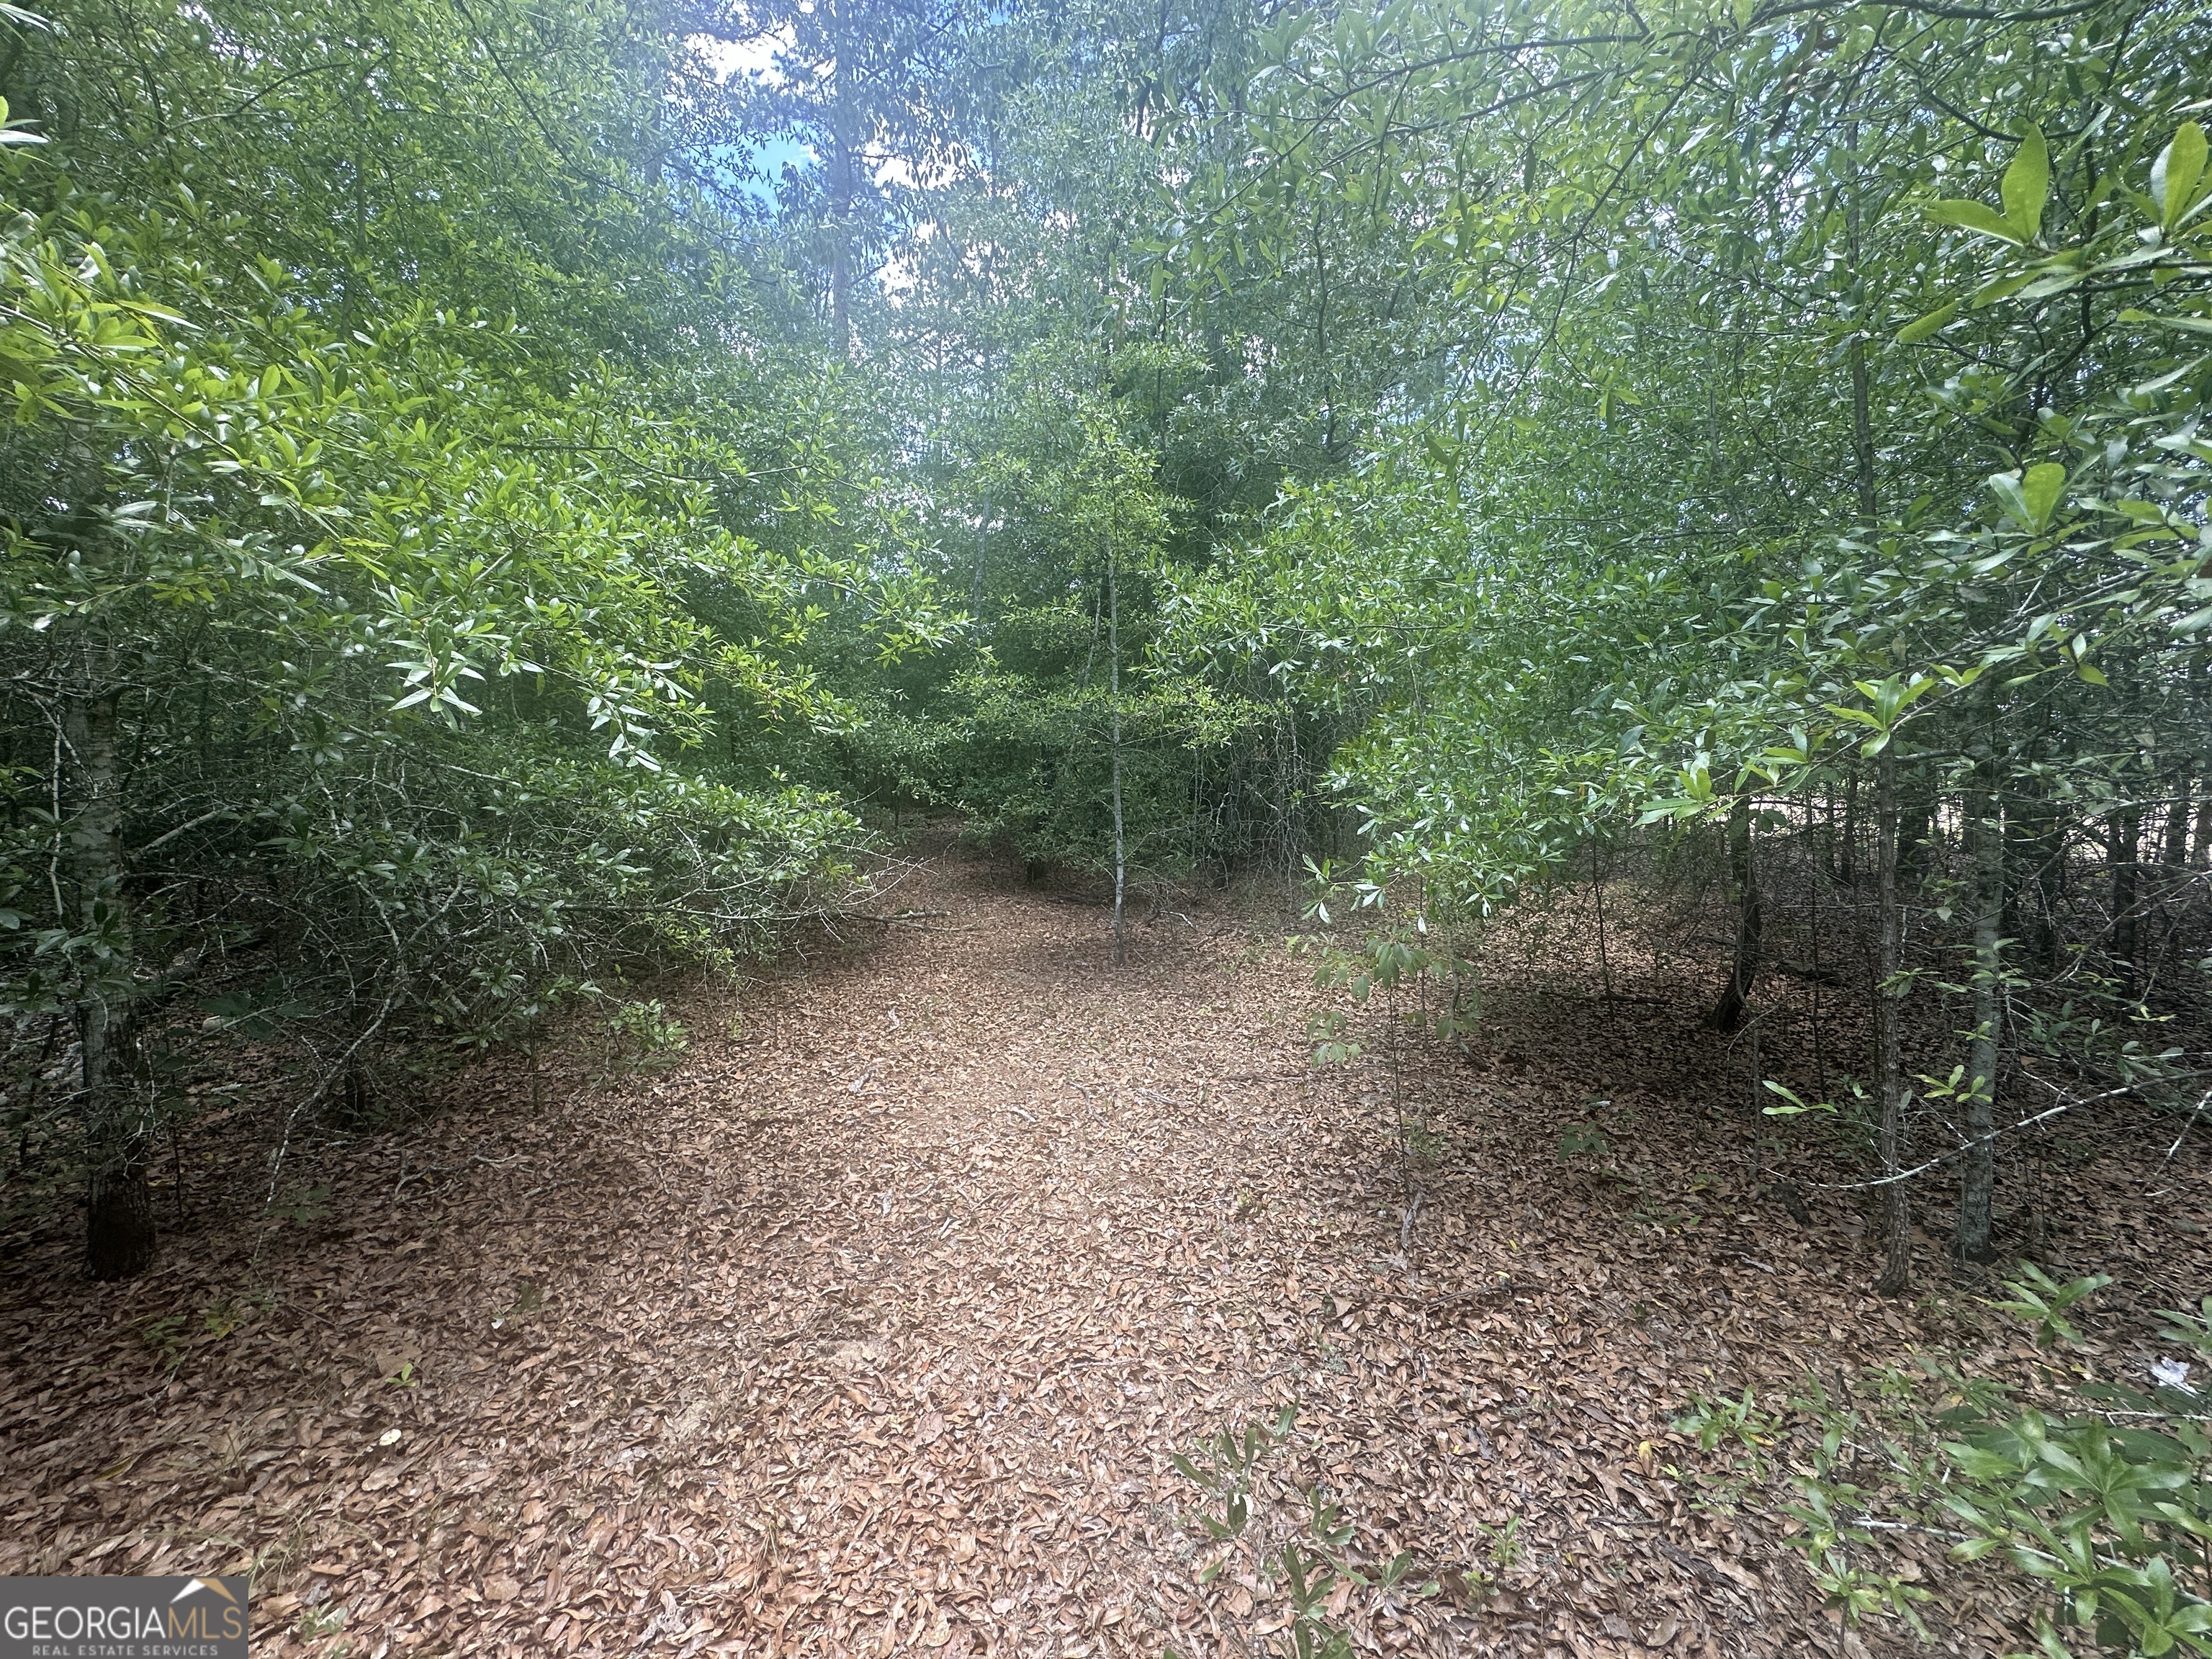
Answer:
[2002,125,2050,240]
[0,91,45,144]
[1929,200,2024,244]
[2020,462,2067,532]
[1990,464,2067,534]
[1897,300,1959,343]
[2153,122,2208,233]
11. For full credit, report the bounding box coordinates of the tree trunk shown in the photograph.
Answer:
[1591,840,1613,1000]
[68,679,153,1280]
[1108,554,1127,968]
[1896,770,1933,891]
[1704,794,1761,1032]
[2162,777,2191,872]
[1956,754,2002,1262]
[1838,773,1858,886]
[1875,740,1912,1296]
[2110,804,2141,996]
[827,2,855,360]
[2006,766,2063,973]
[971,498,991,614]
[2158,775,2192,973]
[1845,112,1879,529]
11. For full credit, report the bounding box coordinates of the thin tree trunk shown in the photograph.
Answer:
[68,675,153,1280]
[2008,761,2062,972]
[1591,840,1612,1000]
[2110,804,2141,996]
[1875,739,1911,1296]
[2162,777,2191,871]
[1846,113,1879,529]
[2159,774,2191,971]
[1848,318,1877,522]
[1956,750,2003,1262]
[971,498,991,614]
[1840,773,1858,886]
[1809,802,1827,1093]
[1704,794,1761,1031]
[827,1,855,360]
[1897,770,1933,891]
[1108,554,1126,967]
[1851,114,1907,1293]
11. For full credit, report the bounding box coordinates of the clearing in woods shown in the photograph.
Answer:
[1,839,2189,1657]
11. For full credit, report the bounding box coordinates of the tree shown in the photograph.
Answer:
[0,0,951,1274]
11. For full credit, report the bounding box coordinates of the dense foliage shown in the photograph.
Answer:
[0,0,948,1274]
[6,0,2208,1642]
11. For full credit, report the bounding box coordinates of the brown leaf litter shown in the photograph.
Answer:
[2,837,2205,1659]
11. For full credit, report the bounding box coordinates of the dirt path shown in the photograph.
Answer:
[6,841,2082,1658]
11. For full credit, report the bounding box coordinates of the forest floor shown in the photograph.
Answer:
[4,834,2208,1659]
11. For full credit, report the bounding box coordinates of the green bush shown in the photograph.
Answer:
[1679,1270,2212,1657]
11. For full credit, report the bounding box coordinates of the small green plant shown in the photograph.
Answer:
[266,1184,331,1228]
[598,999,690,1078]
[1987,1262,2111,1348]
[1785,1481,1933,1637]
[1304,1008,1362,1066]
[1556,1120,1609,1161]
[1445,1516,1525,1604]
[494,1276,547,1328]
[1294,867,1475,1202]
[1169,1405,1434,1658]
[1630,1200,1701,1233]
[1172,1406,1290,1547]
[1680,1272,2212,1654]
[140,1312,189,1369]
[299,1604,347,1640]
[1444,1515,1525,1604]
[1674,1387,1786,1477]
[1480,1514,1523,1573]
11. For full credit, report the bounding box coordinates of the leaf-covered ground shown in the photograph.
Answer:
[4,839,2206,1658]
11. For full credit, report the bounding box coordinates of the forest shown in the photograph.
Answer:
[1,0,2208,1651]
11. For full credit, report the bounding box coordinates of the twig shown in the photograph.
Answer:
[1804,1098,2100,1191]
[2164,1088,2212,1164]
[1398,1190,1425,1254]
[1424,1278,1532,1310]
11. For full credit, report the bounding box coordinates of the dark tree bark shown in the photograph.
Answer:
[2162,777,2192,872]
[2006,761,2064,974]
[1704,794,1761,1033]
[1897,771,1933,892]
[1838,773,1858,886]
[2110,804,2141,996]
[68,677,154,1280]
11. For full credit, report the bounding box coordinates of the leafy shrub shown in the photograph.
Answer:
[1680,1270,2212,1657]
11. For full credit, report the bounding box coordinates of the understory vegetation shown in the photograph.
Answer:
[3,0,2208,1646]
